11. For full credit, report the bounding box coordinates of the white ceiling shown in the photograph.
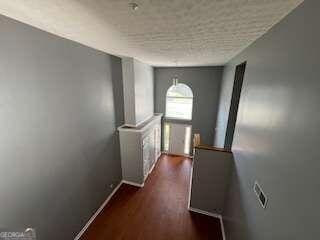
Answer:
[0,0,303,66]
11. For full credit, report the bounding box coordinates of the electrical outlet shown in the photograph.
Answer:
[254,181,267,209]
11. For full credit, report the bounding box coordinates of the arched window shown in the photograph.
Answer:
[165,83,193,120]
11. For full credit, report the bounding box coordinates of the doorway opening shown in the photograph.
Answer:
[163,123,192,156]
[224,61,246,150]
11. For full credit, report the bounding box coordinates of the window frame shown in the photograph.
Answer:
[165,84,193,121]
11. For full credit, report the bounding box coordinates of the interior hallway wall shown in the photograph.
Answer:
[154,67,223,146]
[0,14,123,239]
[215,1,320,239]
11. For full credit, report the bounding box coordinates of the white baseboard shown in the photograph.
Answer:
[189,207,221,218]
[187,165,193,209]
[220,216,226,240]
[188,207,226,240]
[149,159,158,174]
[74,181,122,240]
[122,180,144,188]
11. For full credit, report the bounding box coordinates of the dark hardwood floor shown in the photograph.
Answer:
[81,154,223,240]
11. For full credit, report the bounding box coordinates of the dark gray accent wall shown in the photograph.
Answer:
[215,1,320,239]
[154,67,223,145]
[0,15,123,239]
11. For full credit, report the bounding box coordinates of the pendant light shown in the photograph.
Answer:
[172,60,179,86]
[172,76,178,86]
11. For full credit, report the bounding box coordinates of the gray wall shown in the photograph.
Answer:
[0,15,123,239]
[190,148,233,214]
[216,1,320,239]
[154,67,223,145]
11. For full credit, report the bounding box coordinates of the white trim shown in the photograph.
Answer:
[189,207,221,218]
[163,151,192,158]
[123,114,155,128]
[148,153,162,175]
[118,114,163,132]
[124,116,151,128]
[122,180,144,188]
[220,216,226,240]
[188,207,226,240]
[149,162,156,174]
[135,114,157,126]
[74,181,122,240]
[187,163,194,209]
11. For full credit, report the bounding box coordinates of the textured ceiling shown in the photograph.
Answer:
[0,0,303,66]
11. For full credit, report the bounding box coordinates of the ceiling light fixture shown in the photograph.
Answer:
[172,76,178,86]
[129,2,139,11]
[172,60,179,86]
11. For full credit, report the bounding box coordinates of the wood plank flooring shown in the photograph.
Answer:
[81,154,223,240]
